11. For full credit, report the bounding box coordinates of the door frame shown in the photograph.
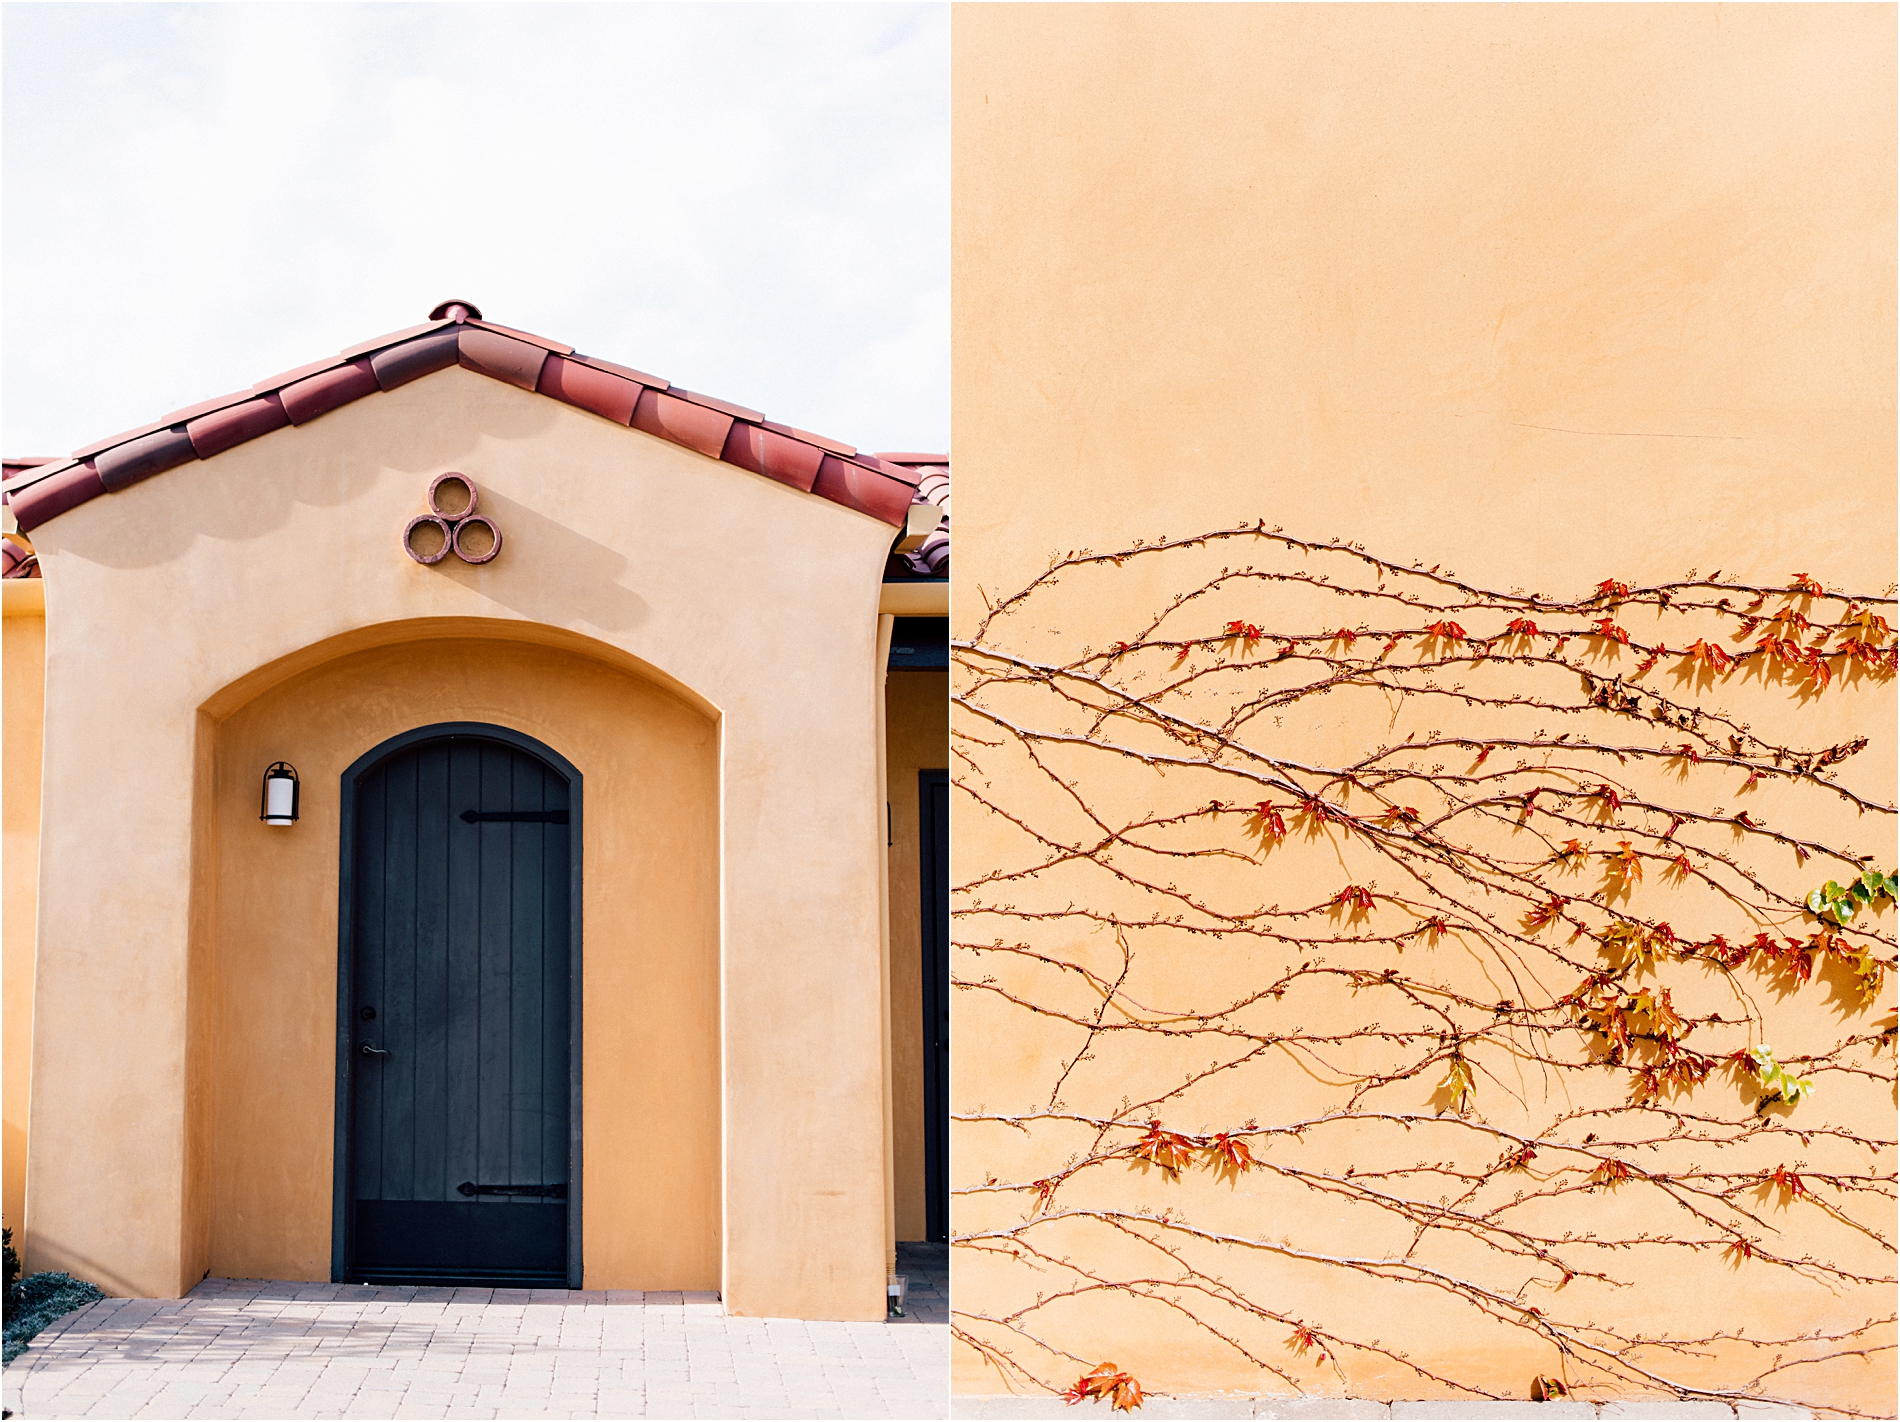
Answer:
[331,721,585,1288]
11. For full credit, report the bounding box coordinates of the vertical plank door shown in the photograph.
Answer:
[920,769,950,1244]
[347,735,571,1286]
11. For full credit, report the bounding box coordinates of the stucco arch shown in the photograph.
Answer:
[198,616,724,727]
[192,629,720,1291]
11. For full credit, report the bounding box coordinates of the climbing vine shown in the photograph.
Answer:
[950,524,1897,1415]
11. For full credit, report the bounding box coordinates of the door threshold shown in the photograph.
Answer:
[345,1268,571,1288]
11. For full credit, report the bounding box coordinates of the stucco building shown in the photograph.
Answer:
[1,300,948,1323]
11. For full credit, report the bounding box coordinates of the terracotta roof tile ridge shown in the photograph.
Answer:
[763,421,853,458]
[666,386,765,424]
[847,452,923,487]
[0,457,81,498]
[466,319,574,355]
[252,354,350,394]
[339,318,456,360]
[8,303,925,533]
[71,388,255,460]
[567,354,669,390]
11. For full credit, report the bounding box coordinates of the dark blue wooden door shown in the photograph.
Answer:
[920,769,950,1243]
[345,734,572,1286]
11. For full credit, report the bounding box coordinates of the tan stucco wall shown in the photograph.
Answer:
[3,585,45,1254]
[887,669,948,1241]
[202,633,718,1288]
[23,364,896,1317]
[953,3,1894,1408]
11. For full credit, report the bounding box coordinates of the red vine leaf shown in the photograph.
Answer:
[1247,803,1288,844]
[1332,885,1376,913]
[1064,1363,1144,1411]
[1130,1121,1196,1180]
[1590,617,1632,646]
[1208,1133,1255,1174]
[1288,1324,1329,1365]
[1223,621,1264,651]
[1684,638,1734,674]
[1589,1159,1634,1187]
[1768,1165,1808,1200]
[1522,897,1567,933]
[1603,841,1644,885]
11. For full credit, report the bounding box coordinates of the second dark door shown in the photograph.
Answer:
[920,768,950,1243]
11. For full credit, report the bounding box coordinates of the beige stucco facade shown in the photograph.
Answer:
[952,4,1894,1411]
[6,362,936,1320]
[3,580,45,1248]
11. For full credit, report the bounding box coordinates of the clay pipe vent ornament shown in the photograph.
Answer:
[404,472,502,566]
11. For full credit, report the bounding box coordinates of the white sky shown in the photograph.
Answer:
[2,2,948,459]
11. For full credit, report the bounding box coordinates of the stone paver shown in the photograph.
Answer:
[4,1278,947,1420]
[954,1399,1814,1420]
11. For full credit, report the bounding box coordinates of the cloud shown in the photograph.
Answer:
[2,3,948,456]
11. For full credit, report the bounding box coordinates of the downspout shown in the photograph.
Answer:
[875,611,897,1282]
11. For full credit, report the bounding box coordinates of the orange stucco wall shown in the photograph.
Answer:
[22,364,897,1317]
[200,632,719,1288]
[952,3,1894,1409]
[2,585,44,1255]
[888,668,949,1241]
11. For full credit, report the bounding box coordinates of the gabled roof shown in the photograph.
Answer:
[1,301,932,541]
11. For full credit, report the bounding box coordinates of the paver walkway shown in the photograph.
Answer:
[4,1259,948,1421]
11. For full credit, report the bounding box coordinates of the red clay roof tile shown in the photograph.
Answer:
[568,354,669,390]
[0,458,78,497]
[765,421,854,458]
[667,387,764,424]
[467,319,574,355]
[631,388,733,461]
[874,452,949,466]
[279,357,379,425]
[372,329,461,391]
[10,461,107,531]
[537,354,641,426]
[71,391,246,460]
[340,319,454,360]
[188,394,290,459]
[814,455,913,527]
[95,427,197,492]
[721,423,824,493]
[1,537,38,578]
[252,354,349,395]
[849,452,922,487]
[457,327,548,392]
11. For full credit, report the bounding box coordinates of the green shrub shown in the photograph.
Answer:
[3,1270,104,1366]
[1,1227,18,1321]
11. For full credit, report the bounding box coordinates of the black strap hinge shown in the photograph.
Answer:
[456,1181,567,1198]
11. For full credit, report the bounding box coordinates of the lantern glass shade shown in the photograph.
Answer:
[261,762,300,826]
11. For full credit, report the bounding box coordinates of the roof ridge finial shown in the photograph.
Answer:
[429,299,483,323]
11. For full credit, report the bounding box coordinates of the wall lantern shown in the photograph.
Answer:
[260,762,301,826]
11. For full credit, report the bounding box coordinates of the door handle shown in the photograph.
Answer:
[359,1042,390,1058]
